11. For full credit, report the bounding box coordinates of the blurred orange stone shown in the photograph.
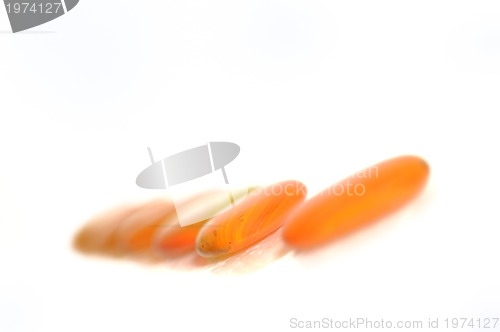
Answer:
[196,180,307,258]
[283,155,430,250]
[116,199,177,253]
[73,204,143,254]
[154,222,207,255]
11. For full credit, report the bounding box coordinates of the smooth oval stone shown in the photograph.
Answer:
[283,156,430,250]
[196,180,307,258]
[73,203,143,254]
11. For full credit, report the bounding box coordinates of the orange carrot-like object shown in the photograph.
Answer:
[283,156,430,249]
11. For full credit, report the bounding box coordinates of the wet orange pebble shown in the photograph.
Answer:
[283,156,430,249]
[73,204,143,254]
[196,180,307,258]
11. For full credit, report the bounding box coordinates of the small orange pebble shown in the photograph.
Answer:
[73,204,143,254]
[196,180,307,258]
[282,156,430,250]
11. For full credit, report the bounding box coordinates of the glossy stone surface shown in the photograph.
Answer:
[73,204,143,254]
[196,180,307,258]
[283,156,430,249]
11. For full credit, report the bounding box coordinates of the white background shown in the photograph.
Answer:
[1,1,499,331]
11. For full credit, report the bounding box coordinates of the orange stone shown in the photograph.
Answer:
[196,180,307,258]
[283,156,430,249]
[116,199,177,253]
[73,204,143,254]
[154,222,207,255]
